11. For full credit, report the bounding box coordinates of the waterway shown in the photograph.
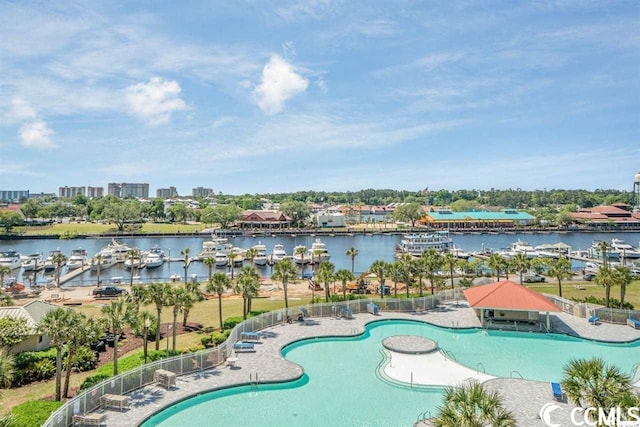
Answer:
[1,231,639,287]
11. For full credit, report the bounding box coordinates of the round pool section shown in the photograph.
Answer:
[142,320,640,427]
[382,335,438,354]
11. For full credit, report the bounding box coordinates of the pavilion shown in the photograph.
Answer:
[463,280,560,329]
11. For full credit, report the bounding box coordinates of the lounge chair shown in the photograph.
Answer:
[588,315,599,325]
[627,318,640,329]
[233,341,255,352]
[240,331,261,341]
[72,413,106,426]
[551,382,564,401]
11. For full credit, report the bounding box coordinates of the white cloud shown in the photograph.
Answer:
[125,77,188,124]
[252,55,309,115]
[212,116,234,129]
[19,120,56,148]
[9,98,37,122]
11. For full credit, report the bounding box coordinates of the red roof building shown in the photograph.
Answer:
[571,205,640,228]
[237,210,292,229]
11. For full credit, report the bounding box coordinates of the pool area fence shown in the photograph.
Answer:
[544,294,640,325]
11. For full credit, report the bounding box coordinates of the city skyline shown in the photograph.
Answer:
[1,1,638,194]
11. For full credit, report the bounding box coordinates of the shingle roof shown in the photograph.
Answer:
[0,300,61,332]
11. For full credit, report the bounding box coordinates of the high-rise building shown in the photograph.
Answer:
[0,190,29,203]
[108,183,149,199]
[87,186,104,198]
[59,186,86,198]
[156,186,178,199]
[193,187,213,198]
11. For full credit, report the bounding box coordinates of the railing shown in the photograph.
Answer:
[439,348,457,361]
[544,294,640,325]
[44,295,444,427]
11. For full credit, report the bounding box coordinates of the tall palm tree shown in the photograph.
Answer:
[595,265,615,308]
[422,249,443,295]
[52,252,67,288]
[613,266,633,308]
[145,282,171,350]
[136,310,155,364]
[272,258,297,310]
[510,253,530,285]
[128,284,148,315]
[203,256,215,282]
[345,247,359,274]
[167,286,190,351]
[0,348,15,399]
[101,298,134,375]
[93,253,103,286]
[442,252,457,290]
[562,357,631,418]
[126,249,141,286]
[398,254,415,297]
[182,281,203,326]
[235,265,260,320]
[597,240,610,267]
[487,253,507,281]
[38,307,72,401]
[206,272,232,330]
[244,248,258,265]
[433,381,516,427]
[181,248,191,285]
[335,269,354,300]
[317,261,335,302]
[388,261,405,298]
[545,256,572,298]
[369,260,389,298]
[62,313,102,398]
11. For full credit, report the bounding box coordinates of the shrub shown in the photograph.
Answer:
[80,373,111,391]
[211,331,227,345]
[11,401,63,427]
[571,296,634,310]
[12,348,57,386]
[222,316,243,330]
[32,359,55,381]
[200,335,213,347]
[72,347,98,372]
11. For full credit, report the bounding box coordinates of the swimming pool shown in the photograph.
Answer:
[142,320,640,427]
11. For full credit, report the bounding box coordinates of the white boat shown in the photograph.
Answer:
[43,249,65,271]
[309,238,330,263]
[510,240,540,258]
[67,248,88,270]
[198,237,230,259]
[230,247,245,266]
[214,251,228,267]
[144,246,165,269]
[104,239,131,262]
[124,252,146,270]
[270,244,287,263]
[0,250,22,270]
[534,243,571,259]
[395,232,452,256]
[292,245,308,264]
[589,241,619,260]
[449,245,470,260]
[610,238,640,259]
[252,242,268,266]
[21,253,43,271]
[91,251,117,271]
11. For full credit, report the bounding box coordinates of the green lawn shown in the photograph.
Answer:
[528,279,640,307]
[14,222,206,236]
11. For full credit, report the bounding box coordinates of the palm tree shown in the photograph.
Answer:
[335,269,354,300]
[128,284,148,315]
[398,254,415,297]
[244,248,258,265]
[101,298,134,375]
[137,310,154,364]
[369,260,389,298]
[167,286,190,351]
[433,381,516,427]
[597,240,610,267]
[182,281,202,326]
[613,266,633,308]
[561,357,631,418]
[317,261,335,302]
[0,348,15,399]
[38,307,73,401]
[235,266,260,320]
[510,253,530,285]
[126,249,141,286]
[422,249,443,295]
[203,256,215,282]
[442,252,457,290]
[595,265,615,308]
[146,282,171,350]
[206,272,232,329]
[545,256,572,298]
[272,258,297,310]
[0,266,11,289]
[345,247,358,274]
[93,253,103,286]
[294,246,307,276]
[487,253,507,281]
[181,248,191,285]
[388,261,405,298]
[52,252,67,288]
[62,313,102,398]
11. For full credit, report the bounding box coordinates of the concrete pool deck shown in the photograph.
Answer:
[86,302,640,427]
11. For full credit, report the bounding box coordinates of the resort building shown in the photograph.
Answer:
[314,211,346,228]
[0,190,29,203]
[0,301,62,353]
[571,204,640,229]
[421,209,535,229]
[58,186,85,198]
[193,187,213,198]
[108,182,150,199]
[156,186,178,199]
[86,186,104,198]
[237,210,293,229]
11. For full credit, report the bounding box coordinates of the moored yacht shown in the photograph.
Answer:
[198,237,231,260]
[214,251,228,267]
[67,248,88,270]
[395,232,452,256]
[252,242,268,266]
[270,244,287,263]
[21,253,43,271]
[292,245,309,264]
[309,238,330,263]
[104,239,131,262]
[510,240,540,258]
[43,249,65,271]
[144,246,165,269]
[449,245,470,260]
[610,238,640,259]
[0,250,22,270]
[91,250,117,271]
[230,247,245,266]
[124,251,146,270]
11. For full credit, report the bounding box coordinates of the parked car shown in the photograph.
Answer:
[583,272,597,281]
[523,273,546,283]
[92,286,127,298]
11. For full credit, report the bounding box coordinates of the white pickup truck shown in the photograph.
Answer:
[523,273,546,283]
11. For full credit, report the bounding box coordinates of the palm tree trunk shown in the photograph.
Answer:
[172,310,178,352]
[430,278,435,295]
[63,348,75,398]
[558,280,563,298]
[155,307,162,350]
[620,284,626,308]
[605,285,611,308]
[342,281,347,300]
[55,347,62,401]
[284,280,289,309]
[218,294,224,329]
[182,309,189,327]
[393,280,397,297]
[419,277,423,297]
[113,336,120,376]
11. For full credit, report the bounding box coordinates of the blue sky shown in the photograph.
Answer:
[1,1,638,195]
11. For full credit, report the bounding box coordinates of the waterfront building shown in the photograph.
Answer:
[315,211,346,228]
[156,186,178,199]
[193,187,213,198]
[571,205,640,229]
[108,182,149,199]
[237,210,292,229]
[421,209,535,229]
[0,190,29,203]
[59,186,86,198]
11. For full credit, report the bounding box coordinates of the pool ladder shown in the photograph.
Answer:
[510,370,523,379]
[249,372,259,389]
[416,410,432,423]
[439,348,457,361]
[476,363,486,374]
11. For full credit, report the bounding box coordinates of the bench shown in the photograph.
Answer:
[240,331,261,341]
[588,315,599,325]
[72,413,106,426]
[233,341,255,352]
[627,318,640,329]
[99,394,129,412]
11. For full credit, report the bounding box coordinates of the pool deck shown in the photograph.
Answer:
[88,302,640,427]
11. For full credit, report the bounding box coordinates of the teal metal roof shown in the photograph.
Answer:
[427,211,534,221]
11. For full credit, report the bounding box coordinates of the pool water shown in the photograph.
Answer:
[142,320,640,427]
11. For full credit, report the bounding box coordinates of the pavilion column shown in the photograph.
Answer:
[546,312,550,330]
[480,308,484,327]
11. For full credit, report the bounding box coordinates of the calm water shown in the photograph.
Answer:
[1,231,639,286]
[142,320,640,427]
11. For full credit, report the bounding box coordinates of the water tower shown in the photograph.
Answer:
[634,171,640,212]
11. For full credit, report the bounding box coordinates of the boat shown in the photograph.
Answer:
[449,245,470,260]
[124,251,146,270]
[144,246,165,269]
[104,240,131,262]
[252,242,268,266]
[510,240,540,258]
[230,247,245,266]
[270,244,287,263]
[309,238,330,263]
[534,243,571,259]
[292,245,308,264]
[395,232,452,256]
[90,250,117,271]
[198,237,231,260]
[0,250,22,270]
[214,251,228,267]
[21,253,43,271]
[67,248,88,270]
[43,249,65,271]
[588,241,619,260]
[610,238,640,259]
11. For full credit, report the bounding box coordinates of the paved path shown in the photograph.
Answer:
[84,303,638,426]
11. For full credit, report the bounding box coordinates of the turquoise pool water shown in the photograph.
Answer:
[142,320,640,427]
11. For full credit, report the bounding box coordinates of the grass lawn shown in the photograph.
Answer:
[13,222,206,236]
[528,279,640,307]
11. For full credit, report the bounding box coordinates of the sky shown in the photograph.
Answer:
[1,1,639,196]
